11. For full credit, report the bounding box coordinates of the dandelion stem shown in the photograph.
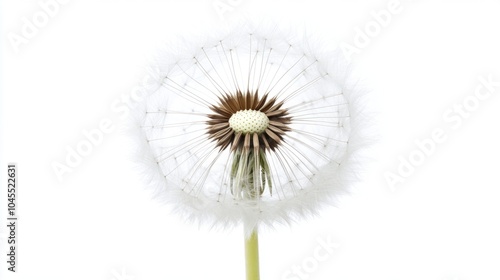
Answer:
[244,227,260,280]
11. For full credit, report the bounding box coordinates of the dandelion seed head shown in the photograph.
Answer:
[130,22,370,234]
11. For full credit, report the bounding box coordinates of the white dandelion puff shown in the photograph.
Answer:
[130,23,369,235]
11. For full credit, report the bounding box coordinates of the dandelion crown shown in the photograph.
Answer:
[131,23,364,234]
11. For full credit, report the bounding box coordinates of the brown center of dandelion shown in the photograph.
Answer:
[206,90,291,153]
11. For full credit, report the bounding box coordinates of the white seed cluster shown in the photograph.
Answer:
[229,110,269,134]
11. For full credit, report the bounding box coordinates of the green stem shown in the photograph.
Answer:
[244,228,260,280]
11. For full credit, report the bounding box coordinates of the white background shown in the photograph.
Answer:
[1,0,500,280]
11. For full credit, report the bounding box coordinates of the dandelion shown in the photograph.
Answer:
[131,23,366,280]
